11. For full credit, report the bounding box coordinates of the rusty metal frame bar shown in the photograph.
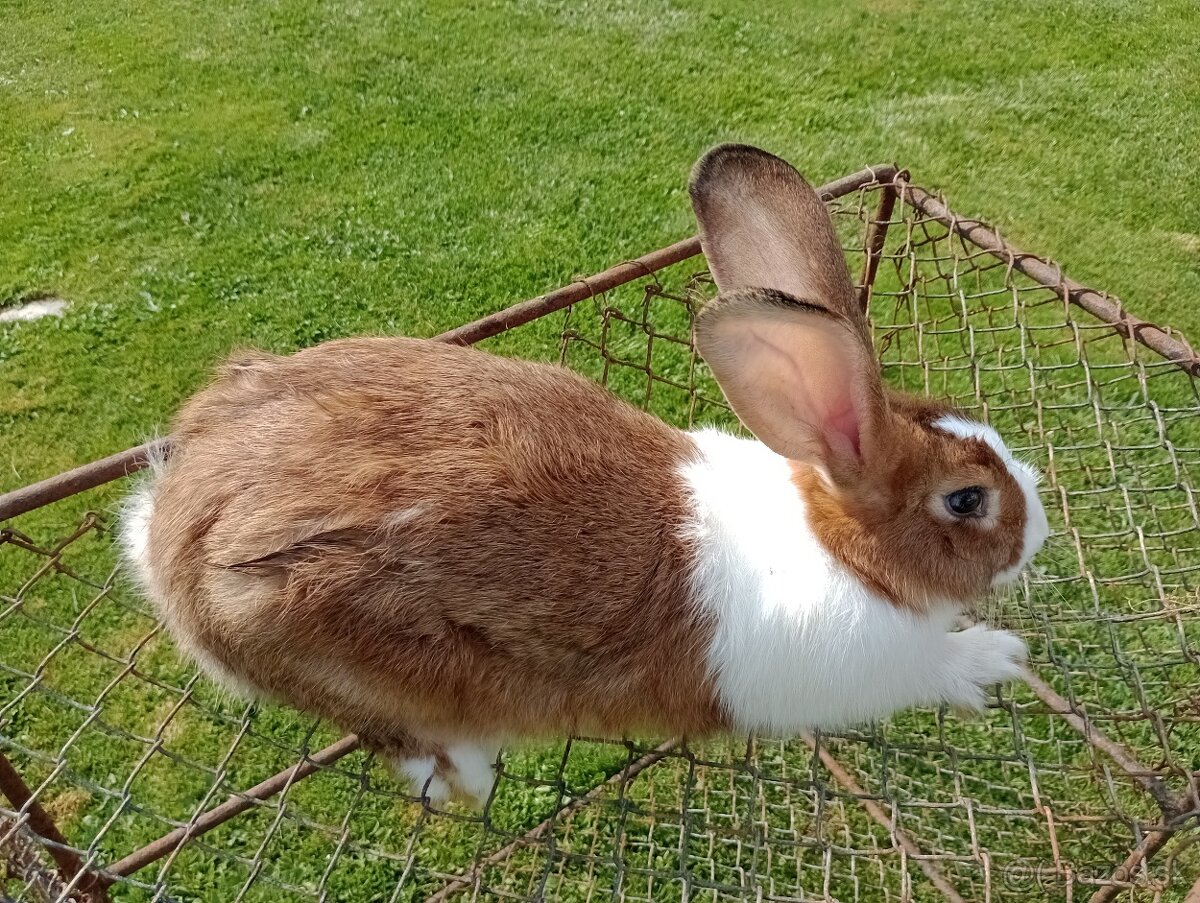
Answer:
[801,733,968,903]
[0,752,106,902]
[1024,674,1182,815]
[1088,826,1178,903]
[0,441,169,527]
[857,176,901,313]
[1187,873,1200,903]
[2,813,76,903]
[102,735,361,881]
[897,179,1200,378]
[2,164,1196,901]
[1023,672,1196,900]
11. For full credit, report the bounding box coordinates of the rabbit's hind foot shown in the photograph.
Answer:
[363,732,499,808]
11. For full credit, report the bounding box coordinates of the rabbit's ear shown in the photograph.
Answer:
[694,289,887,475]
[690,144,858,319]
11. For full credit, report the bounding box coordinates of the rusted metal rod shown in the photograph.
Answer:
[1,814,76,903]
[424,739,679,903]
[1087,826,1176,903]
[436,163,897,348]
[433,236,701,348]
[0,751,107,901]
[103,734,361,880]
[857,176,901,312]
[801,734,968,903]
[1185,873,1200,903]
[0,439,170,524]
[1021,673,1192,902]
[897,180,1200,377]
[1022,672,1179,815]
[0,165,895,525]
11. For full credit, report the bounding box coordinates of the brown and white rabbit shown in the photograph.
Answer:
[121,144,1048,804]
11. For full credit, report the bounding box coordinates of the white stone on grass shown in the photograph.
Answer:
[0,298,68,323]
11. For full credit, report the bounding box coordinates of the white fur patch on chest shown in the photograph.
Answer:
[679,429,961,734]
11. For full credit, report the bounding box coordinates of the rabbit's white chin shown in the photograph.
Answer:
[680,429,1027,733]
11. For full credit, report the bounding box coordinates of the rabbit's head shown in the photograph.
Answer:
[690,145,1048,609]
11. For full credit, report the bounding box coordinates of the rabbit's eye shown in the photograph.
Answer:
[945,487,986,517]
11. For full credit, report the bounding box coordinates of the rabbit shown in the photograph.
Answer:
[121,144,1049,806]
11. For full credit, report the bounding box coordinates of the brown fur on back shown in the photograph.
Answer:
[147,338,727,742]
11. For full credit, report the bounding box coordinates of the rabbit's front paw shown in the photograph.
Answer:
[939,625,1029,714]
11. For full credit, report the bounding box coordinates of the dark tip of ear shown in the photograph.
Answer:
[689,144,806,202]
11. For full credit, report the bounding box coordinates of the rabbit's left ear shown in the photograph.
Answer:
[689,144,860,320]
[694,288,888,477]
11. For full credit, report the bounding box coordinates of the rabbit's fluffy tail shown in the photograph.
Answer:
[116,439,258,701]
[117,439,170,602]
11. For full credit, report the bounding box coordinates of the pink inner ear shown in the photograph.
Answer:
[826,401,862,459]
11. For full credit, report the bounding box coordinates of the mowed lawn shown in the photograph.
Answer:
[2,0,1199,493]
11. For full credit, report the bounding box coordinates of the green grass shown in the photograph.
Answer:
[2,1,1199,901]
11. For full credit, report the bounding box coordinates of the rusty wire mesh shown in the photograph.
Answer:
[2,177,1199,903]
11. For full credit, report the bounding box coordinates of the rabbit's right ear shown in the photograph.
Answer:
[689,144,858,318]
[694,289,888,478]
